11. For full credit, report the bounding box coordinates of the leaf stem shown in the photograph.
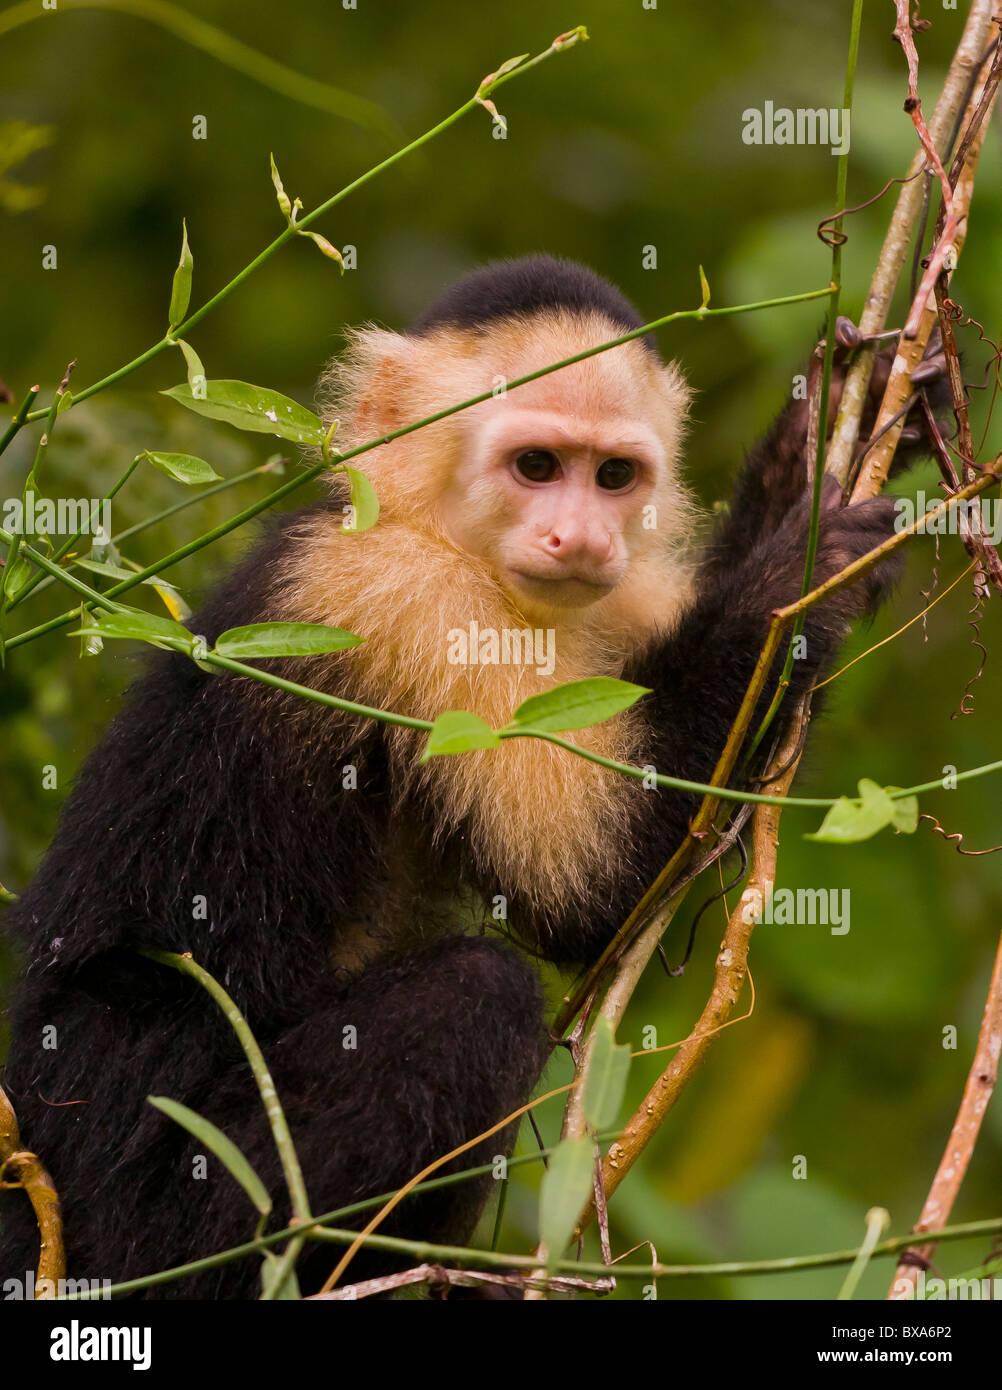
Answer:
[138,948,311,1226]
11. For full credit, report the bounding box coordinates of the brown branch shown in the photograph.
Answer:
[0,1081,65,1296]
[581,715,803,1222]
[308,1262,615,1300]
[827,0,997,488]
[888,925,1002,1297]
[920,390,1002,595]
[854,12,1002,497]
[893,0,958,339]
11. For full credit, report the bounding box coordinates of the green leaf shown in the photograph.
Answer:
[2,552,33,601]
[148,1096,272,1218]
[162,380,325,448]
[698,263,711,310]
[214,622,363,659]
[71,604,191,648]
[301,230,344,271]
[270,153,293,221]
[510,677,651,733]
[140,450,221,485]
[885,787,920,833]
[56,388,74,415]
[341,467,379,532]
[539,1137,594,1271]
[420,710,500,762]
[76,558,143,583]
[806,778,917,844]
[260,1252,302,1300]
[168,219,193,329]
[174,338,207,395]
[581,1016,631,1131]
[74,559,189,620]
[490,53,530,81]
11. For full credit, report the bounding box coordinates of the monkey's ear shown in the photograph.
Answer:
[319,327,418,443]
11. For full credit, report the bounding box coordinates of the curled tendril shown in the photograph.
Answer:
[817,169,924,249]
[919,813,1002,856]
[951,568,990,718]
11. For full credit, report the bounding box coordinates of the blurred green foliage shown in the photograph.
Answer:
[2,0,1002,1299]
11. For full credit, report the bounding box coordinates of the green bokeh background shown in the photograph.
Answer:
[2,0,1001,1299]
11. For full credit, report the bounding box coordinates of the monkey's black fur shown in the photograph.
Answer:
[412,252,657,352]
[0,259,935,1298]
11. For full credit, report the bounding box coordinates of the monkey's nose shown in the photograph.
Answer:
[543,528,613,567]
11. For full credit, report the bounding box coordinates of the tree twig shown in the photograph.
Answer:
[0,1081,65,1297]
[888,925,1002,1297]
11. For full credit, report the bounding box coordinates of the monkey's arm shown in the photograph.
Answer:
[702,335,948,577]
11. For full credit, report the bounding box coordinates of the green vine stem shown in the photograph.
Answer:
[9,28,589,434]
[56,1212,1002,1301]
[137,948,311,1227]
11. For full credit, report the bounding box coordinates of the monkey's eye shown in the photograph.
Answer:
[514,450,561,483]
[596,457,637,491]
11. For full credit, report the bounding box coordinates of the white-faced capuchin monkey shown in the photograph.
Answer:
[0,256,947,1297]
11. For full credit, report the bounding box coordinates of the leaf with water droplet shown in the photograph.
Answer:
[341,467,379,532]
[161,380,325,447]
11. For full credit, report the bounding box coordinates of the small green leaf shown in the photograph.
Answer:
[71,604,191,648]
[56,389,74,415]
[806,778,915,844]
[301,230,344,271]
[489,53,530,82]
[214,622,363,659]
[270,153,293,221]
[174,338,207,396]
[341,467,379,532]
[140,450,221,485]
[149,1096,272,1218]
[539,1137,594,1270]
[168,219,193,329]
[74,558,190,620]
[698,264,711,310]
[581,1016,631,1131]
[2,552,33,601]
[421,710,500,761]
[885,787,919,833]
[162,380,325,447]
[76,558,143,583]
[510,677,651,733]
[260,1252,301,1300]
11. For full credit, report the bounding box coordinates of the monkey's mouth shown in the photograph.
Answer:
[506,567,617,609]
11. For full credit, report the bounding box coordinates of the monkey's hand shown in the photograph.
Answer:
[826,321,952,476]
[706,326,950,579]
[750,474,903,634]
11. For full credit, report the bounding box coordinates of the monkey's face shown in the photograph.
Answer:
[323,312,694,624]
[439,404,666,615]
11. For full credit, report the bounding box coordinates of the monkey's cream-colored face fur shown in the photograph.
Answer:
[275,311,699,924]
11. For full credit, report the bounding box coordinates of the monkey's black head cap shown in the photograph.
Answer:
[410,254,659,355]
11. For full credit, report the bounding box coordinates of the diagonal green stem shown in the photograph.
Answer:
[138,948,311,1226]
[18,29,588,427]
[10,459,283,610]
